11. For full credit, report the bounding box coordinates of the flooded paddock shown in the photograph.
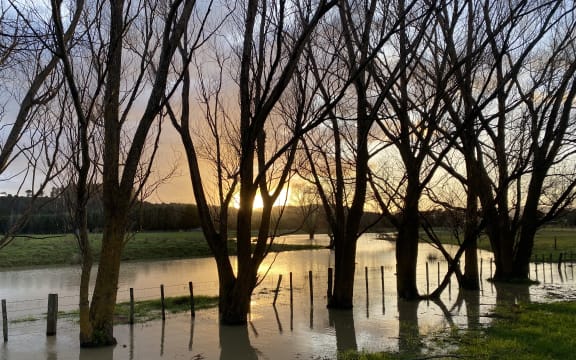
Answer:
[1,234,575,359]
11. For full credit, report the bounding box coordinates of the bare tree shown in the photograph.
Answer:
[0,1,70,247]
[171,0,337,324]
[436,0,576,281]
[301,0,436,306]
[46,0,197,346]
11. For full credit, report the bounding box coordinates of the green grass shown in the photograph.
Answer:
[455,301,576,359]
[340,301,576,360]
[0,231,323,268]
[425,227,576,263]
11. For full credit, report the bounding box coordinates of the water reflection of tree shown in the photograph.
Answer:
[397,299,422,356]
[219,325,258,360]
[79,346,114,360]
[452,290,480,330]
[328,309,357,353]
[494,282,531,305]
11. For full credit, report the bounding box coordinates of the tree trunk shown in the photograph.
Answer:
[513,173,545,279]
[220,264,256,324]
[461,189,479,290]
[79,239,93,344]
[78,225,93,345]
[491,225,515,281]
[328,235,357,308]
[396,189,420,300]
[81,216,125,347]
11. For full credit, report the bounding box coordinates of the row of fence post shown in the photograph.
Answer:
[1,282,196,342]
[3,257,573,342]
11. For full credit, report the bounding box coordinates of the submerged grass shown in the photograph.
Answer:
[114,295,219,324]
[0,231,323,268]
[56,295,219,324]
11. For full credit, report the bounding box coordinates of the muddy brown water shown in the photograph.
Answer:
[1,233,574,359]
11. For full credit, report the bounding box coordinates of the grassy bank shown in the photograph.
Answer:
[0,231,323,268]
[339,301,576,360]
[425,227,576,262]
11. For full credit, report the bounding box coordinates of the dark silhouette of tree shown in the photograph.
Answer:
[171,0,337,324]
[46,0,197,346]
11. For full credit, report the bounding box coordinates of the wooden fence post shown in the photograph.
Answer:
[309,270,314,306]
[327,268,333,299]
[426,262,430,295]
[189,281,195,318]
[365,266,369,297]
[554,236,557,250]
[46,294,58,336]
[160,285,166,321]
[289,272,293,307]
[273,275,283,306]
[130,288,135,325]
[380,266,385,296]
[2,299,7,342]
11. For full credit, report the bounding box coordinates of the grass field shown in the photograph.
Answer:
[2,227,576,269]
[426,227,576,263]
[0,231,322,268]
[339,301,576,359]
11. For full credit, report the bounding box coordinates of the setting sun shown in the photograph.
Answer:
[233,188,291,209]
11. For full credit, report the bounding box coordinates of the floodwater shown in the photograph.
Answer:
[1,234,575,359]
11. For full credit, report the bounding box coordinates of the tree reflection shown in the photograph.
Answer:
[397,299,422,356]
[453,290,480,330]
[79,346,114,360]
[328,309,357,353]
[494,282,531,305]
[219,325,258,360]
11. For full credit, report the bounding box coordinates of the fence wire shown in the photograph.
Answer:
[2,258,575,340]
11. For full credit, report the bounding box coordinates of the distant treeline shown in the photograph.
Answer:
[0,195,201,234]
[2,194,575,234]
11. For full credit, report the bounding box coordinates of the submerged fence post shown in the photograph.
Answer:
[47,293,58,336]
[129,288,135,325]
[189,281,195,318]
[365,267,369,297]
[327,268,333,299]
[380,266,385,296]
[273,275,283,306]
[480,258,483,278]
[289,272,293,307]
[160,285,166,321]
[2,299,7,342]
[490,259,493,278]
[309,270,314,306]
[426,262,430,295]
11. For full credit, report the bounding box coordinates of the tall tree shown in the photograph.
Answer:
[436,0,576,281]
[48,0,196,346]
[171,0,337,324]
